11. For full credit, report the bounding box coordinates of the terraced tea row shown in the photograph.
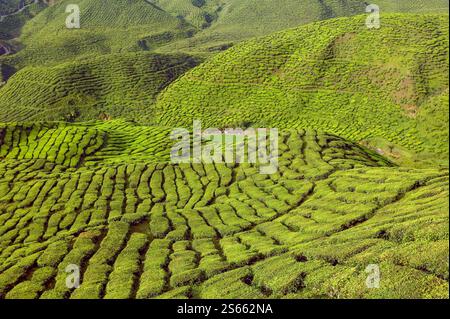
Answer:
[0,122,447,298]
[0,163,447,298]
[0,52,200,122]
[0,123,103,166]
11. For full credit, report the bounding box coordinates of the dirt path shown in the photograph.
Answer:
[0,0,39,22]
[0,42,11,55]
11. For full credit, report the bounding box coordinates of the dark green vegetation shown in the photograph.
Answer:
[0,122,447,298]
[0,0,449,299]
[0,52,200,122]
[0,1,48,46]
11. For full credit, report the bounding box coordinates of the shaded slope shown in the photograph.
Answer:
[0,52,200,122]
[0,0,47,41]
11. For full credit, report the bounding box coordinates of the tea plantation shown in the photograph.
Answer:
[155,14,449,166]
[0,121,447,299]
[0,52,200,122]
[0,0,448,300]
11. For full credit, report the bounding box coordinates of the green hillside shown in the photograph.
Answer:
[1,0,194,69]
[2,0,448,67]
[0,1,448,300]
[156,0,450,54]
[0,52,200,122]
[1,1,448,119]
[154,14,449,166]
[0,121,447,299]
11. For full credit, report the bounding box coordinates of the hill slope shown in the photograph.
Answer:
[1,1,448,118]
[0,52,200,122]
[1,0,194,68]
[154,14,449,166]
[2,0,449,65]
[156,0,450,54]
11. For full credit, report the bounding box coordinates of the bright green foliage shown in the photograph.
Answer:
[2,0,192,67]
[0,0,448,301]
[157,0,449,54]
[155,14,449,166]
[1,0,448,111]
[0,122,447,299]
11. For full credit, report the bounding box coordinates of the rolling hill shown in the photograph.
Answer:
[1,0,194,68]
[0,52,200,122]
[1,1,448,125]
[156,0,450,54]
[154,14,449,166]
[2,0,449,67]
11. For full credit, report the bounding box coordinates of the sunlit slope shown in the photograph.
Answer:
[1,1,448,86]
[155,14,449,164]
[0,52,200,122]
[0,121,447,299]
[3,0,448,64]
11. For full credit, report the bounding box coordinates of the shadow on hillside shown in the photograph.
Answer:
[0,63,16,82]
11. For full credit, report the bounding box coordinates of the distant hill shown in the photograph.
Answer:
[156,0,450,54]
[2,0,449,66]
[1,0,195,68]
[0,52,200,122]
[154,14,449,166]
